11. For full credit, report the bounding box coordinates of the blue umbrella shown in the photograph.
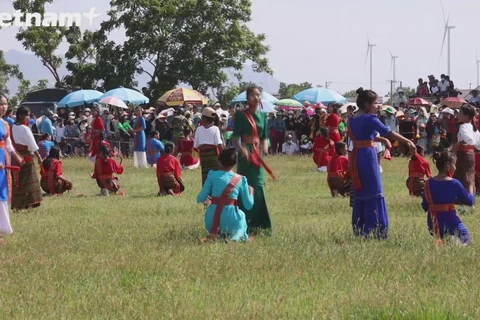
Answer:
[259,100,276,113]
[57,89,103,108]
[99,87,149,105]
[292,88,346,105]
[231,90,278,104]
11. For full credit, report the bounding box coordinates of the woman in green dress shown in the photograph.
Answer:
[232,85,272,234]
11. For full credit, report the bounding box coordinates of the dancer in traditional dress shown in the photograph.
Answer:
[131,107,147,168]
[0,94,23,241]
[92,145,124,196]
[177,128,199,170]
[194,107,223,185]
[147,131,164,167]
[349,88,415,239]
[156,142,184,196]
[197,148,253,241]
[11,106,43,210]
[406,145,431,197]
[327,142,350,197]
[40,146,72,195]
[423,151,473,245]
[232,84,274,234]
[452,105,476,197]
[326,104,341,144]
[90,104,105,162]
[475,150,480,195]
[312,127,334,172]
[38,134,54,159]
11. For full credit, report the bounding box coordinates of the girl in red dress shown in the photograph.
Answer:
[312,127,335,172]
[325,104,341,143]
[177,128,199,170]
[92,145,124,196]
[157,142,185,196]
[89,105,105,162]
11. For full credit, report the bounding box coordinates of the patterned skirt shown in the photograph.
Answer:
[11,154,42,210]
[349,183,354,208]
[453,151,475,191]
[40,177,72,195]
[199,147,220,185]
[157,174,185,196]
[328,177,351,197]
[96,177,120,193]
[405,177,425,197]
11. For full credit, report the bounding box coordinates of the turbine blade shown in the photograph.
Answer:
[390,57,393,75]
[440,26,447,57]
[440,0,446,23]
[364,44,370,69]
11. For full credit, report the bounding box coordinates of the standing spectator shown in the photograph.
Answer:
[54,118,66,144]
[382,107,398,134]
[64,117,79,153]
[428,75,437,93]
[3,108,14,128]
[38,109,54,138]
[295,109,310,142]
[268,110,286,154]
[393,90,408,108]
[426,113,439,153]
[469,90,480,104]
[284,110,296,144]
[397,110,417,156]
[438,74,450,98]
[130,106,147,168]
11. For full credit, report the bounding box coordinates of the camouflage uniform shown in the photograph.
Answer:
[171,115,189,143]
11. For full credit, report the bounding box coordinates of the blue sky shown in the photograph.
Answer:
[1,0,479,95]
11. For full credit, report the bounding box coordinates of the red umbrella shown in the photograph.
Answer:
[408,98,430,106]
[440,97,467,109]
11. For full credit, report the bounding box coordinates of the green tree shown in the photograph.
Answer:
[0,51,24,95]
[343,90,358,98]
[99,0,271,103]
[398,87,416,98]
[278,82,312,99]
[10,79,49,106]
[12,0,78,88]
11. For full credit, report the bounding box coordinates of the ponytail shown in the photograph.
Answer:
[472,119,478,132]
[213,113,220,127]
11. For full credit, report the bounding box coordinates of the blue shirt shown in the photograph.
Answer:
[39,118,54,137]
[5,117,14,128]
[38,140,55,159]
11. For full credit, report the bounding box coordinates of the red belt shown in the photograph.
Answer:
[210,197,238,237]
[459,145,474,152]
[241,135,275,180]
[350,140,374,190]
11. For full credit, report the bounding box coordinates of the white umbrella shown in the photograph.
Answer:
[99,96,128,109]
[339,103,357,114]
[160,108,175,117]
[441,107,455,116]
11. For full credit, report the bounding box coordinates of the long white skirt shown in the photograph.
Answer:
[0,201,13,235]
[183,161,200,170]
[134,152,148,168]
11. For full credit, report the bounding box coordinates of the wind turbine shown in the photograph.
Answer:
[440,1,455,76]
[389,51,399,91]
[364,40,376,90]
[476,49,480,87]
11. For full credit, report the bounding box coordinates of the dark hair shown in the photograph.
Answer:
[202,113,220,127]
[150,130,159,138]
[411,145,424,160]
[319,127,329,139]
[329,103,339,115]
[335,141,346,155]
[432,150,455,172]
[42,146,61,170]
[5,108,13,117]
[183,128,192,136]
[99,132,105,141]
[218,148,237,168]
[164,142,174,154]
[41,133,50,141]
[99,145,112,163]
[356,87,378,111]
[246,84,261,100]
[459,104,477,132]
[15,106,30,123]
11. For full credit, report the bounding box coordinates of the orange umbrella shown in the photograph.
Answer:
[440,97,467,109]
[408,97,430,106]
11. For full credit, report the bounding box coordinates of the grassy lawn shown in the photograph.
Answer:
[1,155,479,319]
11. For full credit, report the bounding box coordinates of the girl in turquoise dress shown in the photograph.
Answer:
[197,148,254,241]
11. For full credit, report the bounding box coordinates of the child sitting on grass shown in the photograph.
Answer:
[327,142,350,197]
[40,146,72,195]
[422,150,473,246]
[92,145,124,196]
[156,142,185,196]
[406,145,432,197]
[197,148,254,242]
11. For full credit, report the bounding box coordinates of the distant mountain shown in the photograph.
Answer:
[4,49,281,95]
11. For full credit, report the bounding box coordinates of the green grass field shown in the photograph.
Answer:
[1,155,480,319]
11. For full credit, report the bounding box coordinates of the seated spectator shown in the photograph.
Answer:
[282,134,299,155]
[417,82,429,97]
[438,74,450,98]
[469,90,480,104]
[428,75,437,93]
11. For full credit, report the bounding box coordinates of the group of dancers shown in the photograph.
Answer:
[2,85,478,245]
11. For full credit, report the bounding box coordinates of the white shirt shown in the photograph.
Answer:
[194,125,222,148]
[282,142,298,155]
[458,123,475,145]
[438,80,450,92]
[12,124,38,153]
[55,125,66,143]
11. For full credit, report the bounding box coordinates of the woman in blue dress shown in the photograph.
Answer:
[197,148,254,242]
[349,88,416,239]
[422,151,473,245]
[130,107,147,168]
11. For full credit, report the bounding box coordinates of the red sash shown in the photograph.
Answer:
[209,174,242,239]
[242,110,275,180]
[347,123,373,191]
[47,159,60,195]
[424,179,454,246]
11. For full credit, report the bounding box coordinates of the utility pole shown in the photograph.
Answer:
[325,81,332,89]
[387,80,394,106]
